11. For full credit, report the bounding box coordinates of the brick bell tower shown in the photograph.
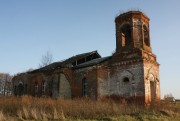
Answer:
[111,11,160,104]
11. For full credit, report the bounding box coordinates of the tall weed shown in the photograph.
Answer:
[0,96,179,120]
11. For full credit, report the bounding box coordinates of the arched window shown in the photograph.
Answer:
[42,80,46,96]
[82,78,88,96]
[14,86,17,95]
[24,84,27,94]
[123,77,130,83]
[122,77,130,97]
[143,25,150,46]
[34,81,38,97]
[121,24,132,47]
[17,83,24,96]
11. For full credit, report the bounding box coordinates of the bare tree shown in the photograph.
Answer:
[39,50,53,68]
[0,73,13,96]
[164,93,175,102]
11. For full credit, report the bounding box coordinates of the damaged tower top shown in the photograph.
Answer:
[115,10,151,53]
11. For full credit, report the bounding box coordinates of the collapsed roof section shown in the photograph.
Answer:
[30,50,106,73]
[73,56,111,69]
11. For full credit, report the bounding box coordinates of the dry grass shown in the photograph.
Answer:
[0,96,179,121]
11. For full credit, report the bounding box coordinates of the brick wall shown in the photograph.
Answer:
[73,66,97,100]
[143,60,160,104]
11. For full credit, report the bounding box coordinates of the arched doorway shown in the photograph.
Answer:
[148,74,156,102]
[150,81,156,101]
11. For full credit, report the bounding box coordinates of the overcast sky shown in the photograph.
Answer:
[0,0,180,99]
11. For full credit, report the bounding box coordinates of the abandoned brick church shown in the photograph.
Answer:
[12,11,160,104]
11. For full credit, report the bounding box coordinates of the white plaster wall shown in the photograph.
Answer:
[59,73,71,99]
[97,63,145,98]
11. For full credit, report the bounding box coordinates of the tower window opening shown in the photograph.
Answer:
[121,24,132,47]
[143,25,150,46]
[121,33,126,47]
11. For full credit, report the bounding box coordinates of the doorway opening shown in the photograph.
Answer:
[150,81,156,102]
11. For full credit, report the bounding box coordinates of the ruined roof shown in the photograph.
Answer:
[115,10,149,21]
[61,50,101,65]
[30,50,101,73]
[73,56,111,69]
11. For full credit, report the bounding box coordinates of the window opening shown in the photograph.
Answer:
[122,33,126,47]
[24,84,27,94]
[143,25,150,46]
[121,24,132,46]
[18,83,24,96]
[123,77,130,83]
[42,80,46,96]
[34,81,38,96]
[122,77,130,97]
[82,78,88,96]
[14,86,17,95]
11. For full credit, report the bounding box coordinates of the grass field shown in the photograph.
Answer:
[0,96,179,121]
